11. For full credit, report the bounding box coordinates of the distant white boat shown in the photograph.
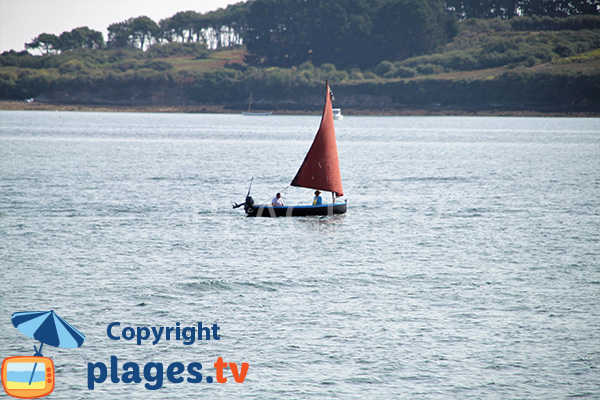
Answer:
[332,108,343,120]
[243,93,272,116]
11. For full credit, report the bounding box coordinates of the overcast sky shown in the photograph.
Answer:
[0,0,242,53]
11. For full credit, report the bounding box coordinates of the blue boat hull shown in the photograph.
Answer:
[245,201,347,217]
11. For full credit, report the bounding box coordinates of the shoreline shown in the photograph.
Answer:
[1,101,598,117]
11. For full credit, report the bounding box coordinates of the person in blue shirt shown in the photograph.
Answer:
[313,190,323,206]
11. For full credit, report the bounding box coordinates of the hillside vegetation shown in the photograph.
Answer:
[1,13,599,113]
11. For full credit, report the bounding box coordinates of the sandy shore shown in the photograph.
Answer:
[1,101,597,117]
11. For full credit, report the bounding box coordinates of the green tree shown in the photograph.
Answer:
[108,20,132,48]
[26,33,59,55]
[245,0,290,65]
[373,0,455,61]
[147,3,250,48]
[108,17,158,50]
[167,11,202,42]
[82,28,105,49]
[58,31,81,51]
[130,16,159,50]
[53,27,105,52]
[218,1,251,47]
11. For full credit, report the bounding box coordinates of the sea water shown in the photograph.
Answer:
[0,111,598,399]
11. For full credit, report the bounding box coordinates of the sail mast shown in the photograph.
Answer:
[290,81,344,197]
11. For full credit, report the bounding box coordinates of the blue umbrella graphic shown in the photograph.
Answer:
[11,310,85,385]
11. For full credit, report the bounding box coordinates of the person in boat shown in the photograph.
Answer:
[272,193,284,207]
[233,195,254,213]
[313,190,323,206]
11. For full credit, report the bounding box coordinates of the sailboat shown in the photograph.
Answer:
[242,92,272,116]
[235,81,347,217]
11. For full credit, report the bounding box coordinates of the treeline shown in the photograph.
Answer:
[20,0,599,66]
[2,10,599,113]
[244,0,598,68]
[25,2,250,55]
[446,0,599,19]
[8,17,598,92]
[106,3,250,51]
[24,0,457,68]
[26,27,105,54]
[245,0,457,68]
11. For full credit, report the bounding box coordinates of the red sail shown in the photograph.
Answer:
[290,82,344,197]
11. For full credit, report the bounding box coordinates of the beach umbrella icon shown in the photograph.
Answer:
[12,310,85,355]
[11,310,85,386]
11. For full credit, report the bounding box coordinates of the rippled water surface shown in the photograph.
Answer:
[1,111,599,399]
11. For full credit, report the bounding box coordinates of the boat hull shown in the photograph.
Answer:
[245,201,347,217]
